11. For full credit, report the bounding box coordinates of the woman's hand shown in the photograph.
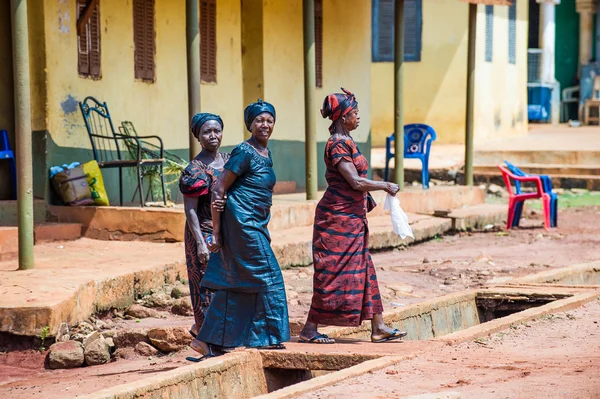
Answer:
[212,195,227,212]
[197,240,210,264]
[385,182,400,196]
[207,234,222,253]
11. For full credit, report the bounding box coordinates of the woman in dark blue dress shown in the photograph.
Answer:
[192,100,290,359]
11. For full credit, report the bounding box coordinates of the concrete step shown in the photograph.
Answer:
[47,186,487,243]
[0,223,83,261]
[460,170,600,191]
[474,150,600,166]
[0,199,47,226]
[474,163,600,177]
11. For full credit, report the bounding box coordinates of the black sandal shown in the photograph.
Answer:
[256,343,286,350]
[371,329,407,343]
[186,342,223,362]
[298,333,335,344]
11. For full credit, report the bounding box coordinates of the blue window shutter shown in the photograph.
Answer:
[508,1,517,64]
[372,0,422,62]
[485,5,494,62]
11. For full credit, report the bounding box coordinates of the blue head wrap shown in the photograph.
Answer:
[243,99,276,132]
[190,113,224,138]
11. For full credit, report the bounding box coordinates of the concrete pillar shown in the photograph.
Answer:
[576,0,598,65]
[537,0,560,126]
[186,0,201,160]
[10,0,34,270]
[393,0,405,190]
[538,0,558,82]
[464,3,476,187]
[303,0,317,200]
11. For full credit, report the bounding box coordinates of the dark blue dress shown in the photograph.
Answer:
[198,141,290,348]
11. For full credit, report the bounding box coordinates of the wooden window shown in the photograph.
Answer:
[77,0,101,78]
[315,0,323,88]
[508,1,517,65]
[371,0,422,63]
[485,5,494,62]
[133,0,156,82]
[200,0,217,83]
[527,0,539,49]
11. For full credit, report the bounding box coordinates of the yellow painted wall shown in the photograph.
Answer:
[261,0,372,143]
[319,0,372,143]
[241,0,264,122]
[473,2,528,144]
[201,0,244,147]
[43,0,243,152]
[371,0,469,147]
[370,1,528,147]
[262,0,305,141]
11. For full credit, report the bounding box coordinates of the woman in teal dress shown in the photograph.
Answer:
[191,100,290,359]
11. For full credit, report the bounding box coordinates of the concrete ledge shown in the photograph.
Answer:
[447,204,506,231]
[48,205,185,242]
[79,351,269,399]
[510,261,600,285]
[435,292,599,346]
[254,355,414,399]
[261,351,380,371]
[0,259,186,337]
[323,291,477,341]
[34,223,83,243]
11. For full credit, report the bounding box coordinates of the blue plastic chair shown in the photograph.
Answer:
[384,124,437,189]
[0,130,16,200]
[504,161,557,228]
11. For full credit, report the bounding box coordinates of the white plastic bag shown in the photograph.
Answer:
[384,194,414,240]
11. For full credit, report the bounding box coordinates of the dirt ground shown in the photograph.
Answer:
[299,299,600,399]
[0,206,599,398]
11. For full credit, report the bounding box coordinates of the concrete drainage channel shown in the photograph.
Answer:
[80,262,600,399]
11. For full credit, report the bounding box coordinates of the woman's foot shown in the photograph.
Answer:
[371,325,407,343]
[371,314,407,343]
[190,338,210,355]
[298,332,335,344]
[300,321,336,344]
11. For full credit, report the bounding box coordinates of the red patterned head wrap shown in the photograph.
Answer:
[320,88,358,133]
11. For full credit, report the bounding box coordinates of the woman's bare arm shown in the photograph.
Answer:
[337,160,398,195]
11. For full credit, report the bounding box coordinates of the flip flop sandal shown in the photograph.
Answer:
[371,329,407,343]
[298,333,335,344]
[186,343,223,362]
[256,343,286,350]
[189,329,197,339]
[186,354,215,363]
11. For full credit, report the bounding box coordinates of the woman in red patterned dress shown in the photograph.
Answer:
[299,89,407,344]
[179,113,229,351]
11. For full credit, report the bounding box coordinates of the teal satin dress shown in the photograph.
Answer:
[198,141,290,348]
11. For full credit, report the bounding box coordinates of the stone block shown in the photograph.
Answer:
[48,341,84,369]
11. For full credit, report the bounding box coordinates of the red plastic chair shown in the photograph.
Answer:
[498,165,551,231]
